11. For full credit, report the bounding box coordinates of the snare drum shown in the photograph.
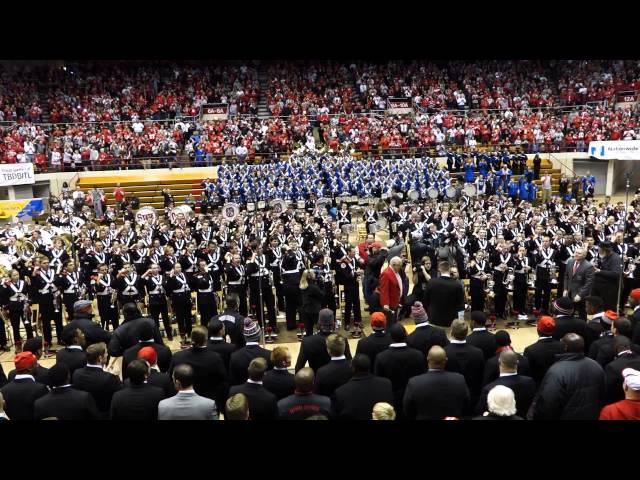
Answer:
[296,200,305,210]
[247,203,255,212]
[257,200,266,210]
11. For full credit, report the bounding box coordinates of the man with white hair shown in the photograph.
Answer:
[386,238,405,262]
[474,385,522,420]
[600,368,640,420]
[379,256,403,327]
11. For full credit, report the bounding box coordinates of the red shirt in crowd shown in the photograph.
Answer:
[599,399,640,420]
[113,187,125,202]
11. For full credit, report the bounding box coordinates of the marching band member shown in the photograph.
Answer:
[246,244,277,333]
[534,235,558,315]
[193,259,218,325]
[224,253,248,317]
[91,263,119,331]
[280,242,305,330]
[0,269,33,352]
[142,263,172,340]
[340,245,362,331]
[55,260,82,321]
[113,263,144,308]
[165,262,193,347]
[468,251,491,312]
[30,256,63,353]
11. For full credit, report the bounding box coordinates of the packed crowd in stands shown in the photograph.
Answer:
[0,61,639,170]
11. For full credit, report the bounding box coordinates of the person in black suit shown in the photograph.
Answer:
[0,352,48,420]
[444,319,485,408]
[211,293,246,349]
[228,357,278,421]
[169,326,227,408]
[111,359,165,420]
[482,330,531,386]
[122,322,172,378]
[107,303,162,358]
[355,312,392,366]
[584,296,605,353]
[55,327,87,377]
[590,316,633,367]
[552,296,586,340]
[333,354,393,420]
[476,349,536,418]
[406,301,449,356]
[315,334,352,397]
[423,261,465,327]
[466,311,497,361]
[295,308,352,373]
[62,300,111,347]
[207,318,237,372]
[7,337,50,386]
[374,323,426,418]
[0,392,8,420]
[604,336,640,404]
[300,268,326,336]
[277,367,331,420]
[262,346,295,401]
[229,318,273,386]
[130,346,176,398]
[71,342,122,419]
[34,363,99,420]
[591,241,622,311]
[403,345,470,420]
[523,316,566,386]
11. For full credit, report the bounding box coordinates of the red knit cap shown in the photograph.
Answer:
[14,351,37,371]
[370,312,387,329]
[137,346,158,365]
[538,316,556,336]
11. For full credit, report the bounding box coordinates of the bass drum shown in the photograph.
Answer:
[445,186,457,199]
[222,203,240,221]
[270,199,287,214]
[463,183,477,197]
[169,205,194,223]
[427,187,439,199]
[408,189,420,201]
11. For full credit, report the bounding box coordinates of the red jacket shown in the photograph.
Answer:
[379,266,401,308]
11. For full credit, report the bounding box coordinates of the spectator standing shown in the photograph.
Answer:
[529,333,605,420]
[113,183,125,212]
[599,367,640,420]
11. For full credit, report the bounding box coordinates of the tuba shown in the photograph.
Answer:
[16,238,36,259]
